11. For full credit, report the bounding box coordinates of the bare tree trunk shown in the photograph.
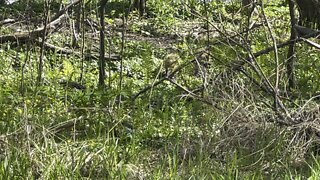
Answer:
[79,0,85,83]
[72,1,81,47]
[139,0,146,16]
[286,0,297,94]
[202,0,210,96]
[118,15,126,107]
[296,0,320,29]
[242,0,256,39]
[132,0,146,16]
[37,0,50,85]
[98,0,108,87]
[75,2,81,33]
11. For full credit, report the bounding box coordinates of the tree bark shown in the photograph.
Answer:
[296,0,320,29]
[286,0,298,94]
[132,0,146,16]
[98,0,108,87]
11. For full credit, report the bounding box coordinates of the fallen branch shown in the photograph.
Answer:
[0,14,66,43]
[301,38,320,49]
[48,116,84,135]
[39,41,120,60]
[0,18,15,26]
[0,0,80,43]
[232,30,320,70]
[131,59,195,100]
[165,78,224,110]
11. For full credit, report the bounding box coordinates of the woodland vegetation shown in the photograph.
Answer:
[1,0,320,179]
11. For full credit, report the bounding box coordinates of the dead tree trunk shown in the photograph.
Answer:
[132,0,146,16]
[296,0,320,29]
[286,0,320,94]
[99,0,108,87]
[242,0,257,38]
[286,0,298,94]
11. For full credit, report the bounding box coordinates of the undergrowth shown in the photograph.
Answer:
[0,0,320,179]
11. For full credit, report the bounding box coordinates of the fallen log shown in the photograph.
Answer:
[0,0,80,43]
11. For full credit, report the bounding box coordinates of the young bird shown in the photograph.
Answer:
[164,53,179,75]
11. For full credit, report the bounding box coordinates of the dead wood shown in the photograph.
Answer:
[231,30,320,71]
[38,41,120,61]
[0,18,15,26]
[0,0,80,43]
[132,59,196,100]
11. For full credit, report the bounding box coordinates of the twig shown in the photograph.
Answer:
[260,1,281,112]
[131,59,195,100]
[165,78,222,110]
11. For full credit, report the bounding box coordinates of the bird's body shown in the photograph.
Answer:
[164,53,179,74]
[152,53,180,78]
